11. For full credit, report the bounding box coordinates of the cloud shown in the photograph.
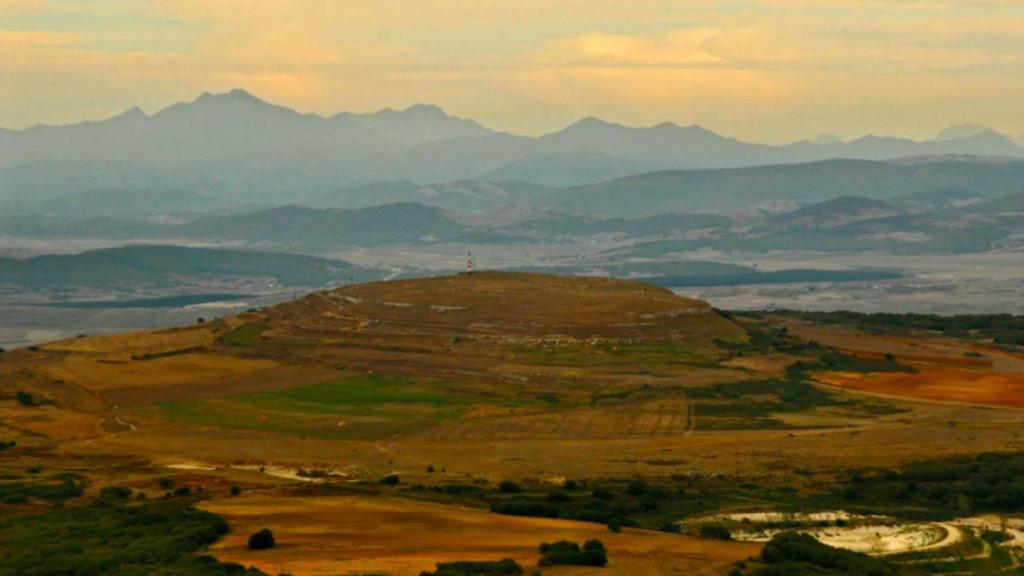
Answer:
[1,0,1023,141]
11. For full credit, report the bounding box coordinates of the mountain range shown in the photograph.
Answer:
[3,89,1022,202]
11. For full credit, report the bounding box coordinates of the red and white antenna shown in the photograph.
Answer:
[465,251,474,274]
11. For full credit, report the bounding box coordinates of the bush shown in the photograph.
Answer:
[174,487,192,497]
[659,520,681,533]
[380,474,400,485]
[699,524,732,540]
[490,499,559,518]
[230,486,241,496]
[759,531,896,576]
[498,480,520,493]
[0,497,258,575]
[538,540,607,567]
[419,558,522,575]
[158,478,174,489]
[99,486,132,500]
[247,528,275,550]
[607,518,623,533]
[16,391,33,407]
[627,480,649,496]
[547,489,569,503]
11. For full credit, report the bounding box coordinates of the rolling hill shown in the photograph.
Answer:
[542,157,1024,216]
[0,245,381,294]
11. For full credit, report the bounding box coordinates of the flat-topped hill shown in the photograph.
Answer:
[265,271,743,341]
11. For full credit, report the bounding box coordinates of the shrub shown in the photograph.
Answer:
[759,531,897,576]
[16,391,33,407]
[627,480,648,496]
[607,518,623,533]
[659,520,681,533]
[546,489,569,503]
[0,497,254,575]
[230,486,242,496]
[420,558,522,575]
[380,474,400,485]
[158,478,174,489]
[538,540,607,567]
[247,528,275,550]
[490,499,559,518]
[563,479,579,490]
[99,486,132,500]
[699,524,732,540]
[173,487,192,497]
[498,481,520,494]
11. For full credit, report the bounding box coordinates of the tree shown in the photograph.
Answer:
[607,518,623,533]
[247,528,275,550]
[230,486,241,496]
[380,474,400,485]
[627,480,648,496]
[499,480,520,493]
[700,524,732,540]
[99,486,132,500]
[16,391,33,407]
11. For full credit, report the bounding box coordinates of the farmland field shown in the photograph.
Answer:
[2,273,1024,575]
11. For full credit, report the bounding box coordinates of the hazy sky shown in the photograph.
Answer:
[2,0,1023,143]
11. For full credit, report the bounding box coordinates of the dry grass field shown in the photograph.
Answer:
[202,493,761,576]
[3,273,1024,575]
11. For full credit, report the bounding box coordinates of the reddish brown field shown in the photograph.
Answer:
[787,319,1024,407]
[816,368,1024,407]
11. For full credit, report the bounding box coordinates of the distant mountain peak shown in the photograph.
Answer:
[936,123,993,142]
[814,133,842,145]
[402,103,446,115]
[112,106,147,121]
[193,88,265,105]
[566,116,618,130]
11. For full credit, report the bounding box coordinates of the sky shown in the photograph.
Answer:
[2,0,1023,143]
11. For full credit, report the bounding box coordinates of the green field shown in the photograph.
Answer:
[158,373,529,440]
[219,321,269,347]
[512,340,725,369]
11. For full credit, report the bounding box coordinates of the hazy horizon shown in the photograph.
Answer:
[3,1,1023,144]
[2,86,1021,147]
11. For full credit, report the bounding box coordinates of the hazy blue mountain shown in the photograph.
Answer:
[769,196,902,228]
[308,179,553,210]
[542,157,1024,216]
[942,191,1024,216]
[176,202,522,250]
[936,124,995,141]
[893,186,989,213]
[0,89,397,168]
[335,104,491,146]
[3,90,1022,203]
[532,117,778,168]
[2,188,240,219]
[481,149,656,186]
